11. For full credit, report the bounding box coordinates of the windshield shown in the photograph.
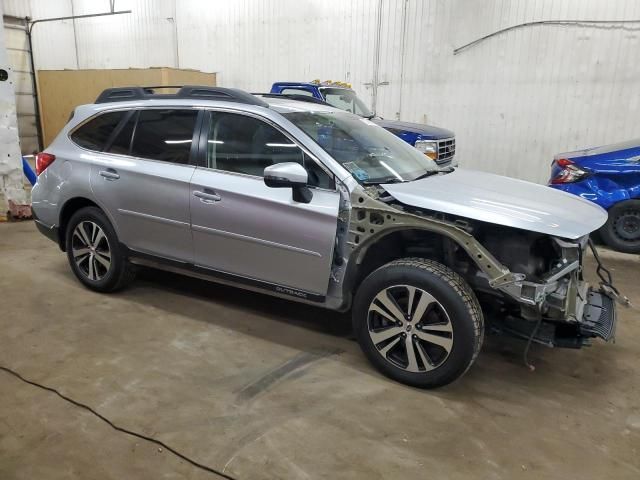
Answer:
[284,111,438,184]
[320,88,374,117]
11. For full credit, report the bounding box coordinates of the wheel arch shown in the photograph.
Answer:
[343,226,481,298]
[57,197,117,251]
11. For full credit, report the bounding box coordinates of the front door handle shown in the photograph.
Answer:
[99,169,120,180]
[193,190,221,203]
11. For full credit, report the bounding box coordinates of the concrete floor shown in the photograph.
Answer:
[1,221,639,480]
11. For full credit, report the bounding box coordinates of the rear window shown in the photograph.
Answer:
[70,111,127,151]
[130,109,198,165]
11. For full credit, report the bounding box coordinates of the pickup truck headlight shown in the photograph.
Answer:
[414,140,438,160]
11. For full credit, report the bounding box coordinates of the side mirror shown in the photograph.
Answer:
[264,162,313,203]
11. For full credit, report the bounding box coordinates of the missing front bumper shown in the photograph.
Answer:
[496,288,618,348]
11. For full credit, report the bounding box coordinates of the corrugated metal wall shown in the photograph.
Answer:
[2,15,39,154]
[3,0,639,183]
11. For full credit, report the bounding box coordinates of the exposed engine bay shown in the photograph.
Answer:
[332,184,623,352]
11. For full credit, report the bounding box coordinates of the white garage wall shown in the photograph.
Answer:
[3,0,640,184]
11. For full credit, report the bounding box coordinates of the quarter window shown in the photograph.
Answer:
[206,112,334,189]
[70,111,126,151]
[130,109,198,165]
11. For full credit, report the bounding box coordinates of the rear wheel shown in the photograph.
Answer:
[65,207,135,292]
[353,258,483,388]
[600,200,640,254]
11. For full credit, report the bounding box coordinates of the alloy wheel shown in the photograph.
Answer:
[367,285,453,373]
[71,221,111,281]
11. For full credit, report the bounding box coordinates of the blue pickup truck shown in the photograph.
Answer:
[270,81,456,166]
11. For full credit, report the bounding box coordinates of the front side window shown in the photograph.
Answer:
[130,109,198,165]
[284,111,438,184]
[320,88,373,117]
[71,111,127,151]
[206,112,334,188]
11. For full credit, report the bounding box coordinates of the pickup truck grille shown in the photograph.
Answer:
[437,138,455,164]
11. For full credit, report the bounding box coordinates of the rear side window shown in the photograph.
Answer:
[70,111,126,151]
[106,112,137,155]
[130,109,198,165]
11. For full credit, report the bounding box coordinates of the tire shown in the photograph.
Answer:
[599,200,640,254]
[352,258,484,388]
[65,206,136,292]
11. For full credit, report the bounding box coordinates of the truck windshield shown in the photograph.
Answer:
[284,111,438,184]
[320,88,374,118]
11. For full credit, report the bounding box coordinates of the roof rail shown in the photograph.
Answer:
[94,85,269,107]
[253,92,331,106]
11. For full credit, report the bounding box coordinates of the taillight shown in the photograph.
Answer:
[551,158,590,184]
[555,158,574,168]
[35,152,55,176]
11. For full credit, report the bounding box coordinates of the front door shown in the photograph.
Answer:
[90,108,200,262]
[190,110,340,297]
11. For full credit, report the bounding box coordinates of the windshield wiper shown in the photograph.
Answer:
[361,176,405,185]
[412,171,440,181]
[412,167,454,181]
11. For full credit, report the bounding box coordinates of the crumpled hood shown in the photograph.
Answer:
[372,119,454,139]
[382,168,608,239]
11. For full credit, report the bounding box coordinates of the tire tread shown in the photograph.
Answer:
[353,257,484,387]
[377,257,484,373]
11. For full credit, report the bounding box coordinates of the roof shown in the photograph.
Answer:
[69,92,343,132]
[88,85,340,114]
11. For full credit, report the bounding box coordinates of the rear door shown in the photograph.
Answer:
[189,110,340,297]
[88,108,200,262]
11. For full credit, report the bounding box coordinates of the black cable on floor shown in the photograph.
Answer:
[0,365,238,480]
[523,312,543,372]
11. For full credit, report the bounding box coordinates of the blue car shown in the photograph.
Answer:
[549,139,640,253]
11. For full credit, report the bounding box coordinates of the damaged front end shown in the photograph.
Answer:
[493,236,621,349]
[339,185,624,350]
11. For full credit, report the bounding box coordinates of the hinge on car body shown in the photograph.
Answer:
[453,219,473,233]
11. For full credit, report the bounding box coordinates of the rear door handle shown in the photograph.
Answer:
[193,190,221,203]
[99,169,120,180]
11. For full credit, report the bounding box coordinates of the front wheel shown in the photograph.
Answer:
[353,258,484,388]
[599,200,640,254]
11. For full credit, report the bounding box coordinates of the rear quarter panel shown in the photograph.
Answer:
[31,127,118,235]
[550,146,640,210]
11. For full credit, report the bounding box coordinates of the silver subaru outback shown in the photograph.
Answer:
[32,86,621,388]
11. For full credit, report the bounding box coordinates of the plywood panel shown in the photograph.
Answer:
[37,68,216,147]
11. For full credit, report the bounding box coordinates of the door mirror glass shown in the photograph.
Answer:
[264,162,313,203]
